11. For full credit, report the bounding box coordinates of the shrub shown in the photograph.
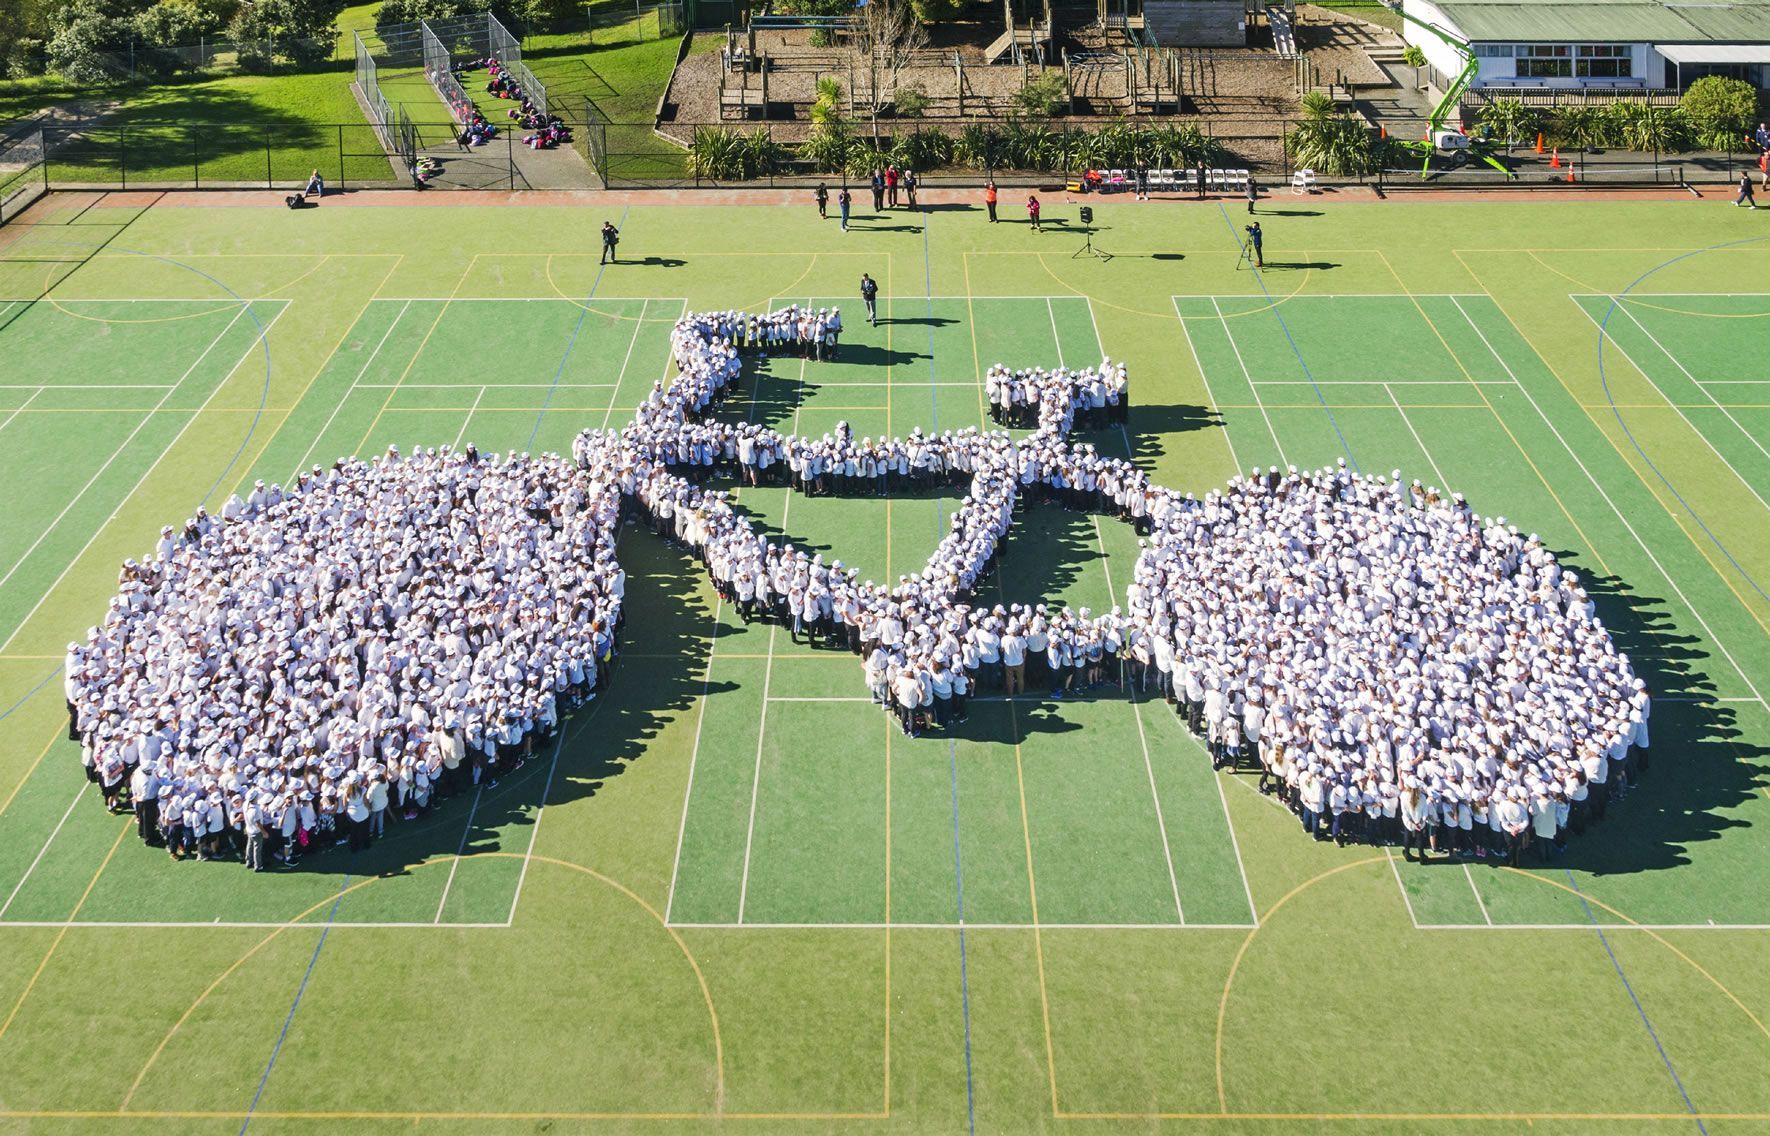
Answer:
[1549,105,1609,150]
[893,82,929,118]
[953,121,1003,169]
[1015,69,1065,117]
[1285,112,1381,176]
[889,126,950,170]
[1680,75,1758,152]
[1144,122,1225,166]
[1477,98,1541,147]
[801,126,858,173]
[687,125,783,179]
[1607,101,1688,153]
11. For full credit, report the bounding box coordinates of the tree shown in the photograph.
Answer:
[1680,74,1759,152]
[229,0,337,69]
[1400,43,1425,90]
[850,0,927,142]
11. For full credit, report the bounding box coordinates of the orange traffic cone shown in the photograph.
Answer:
[1535,132,1545,154]
[1380,124,1388,139]
[1567,166,1577,184]
[1549,147,1560,169]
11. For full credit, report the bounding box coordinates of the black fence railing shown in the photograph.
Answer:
[6,116,1756,198]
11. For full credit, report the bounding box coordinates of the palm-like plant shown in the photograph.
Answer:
[1551,105,1609,152]
[1285,112,1380,176]
[1477,98,1541,148]
[1607,101,1689,153]
[954,122,1005,170]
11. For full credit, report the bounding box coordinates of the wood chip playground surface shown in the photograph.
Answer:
[0,187,1767,1135]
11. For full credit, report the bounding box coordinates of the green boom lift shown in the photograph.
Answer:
[1381,0,1514,177]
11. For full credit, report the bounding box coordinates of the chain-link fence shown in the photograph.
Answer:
[75,34,342,83]
[488,13,549,118]
[0,129,48,224]
[355,32,398,155]
[585,0,687,45]
[13,122,403,190]
[421,21,474,124]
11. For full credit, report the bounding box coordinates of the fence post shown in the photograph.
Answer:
[265,126,274,188]
[509,133,516,190]
[338,124,346,190]
[192,126,200,187]
[120,125,128,190]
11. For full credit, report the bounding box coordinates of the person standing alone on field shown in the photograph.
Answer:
[1027,194,1042,230]
[815,181,828,218]
[984,181,998,222]
[600,220,620,264]
[838,187,852,231]
[1736,171,1758,209]
[860,271,878,325]
[1246,175,1259,214]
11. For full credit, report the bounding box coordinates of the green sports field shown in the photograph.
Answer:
[0,187,1767,1134]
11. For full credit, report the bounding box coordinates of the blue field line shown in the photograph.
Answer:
[1213,204,1358,472]
[948,739,978,1136]
[925,211,976,1136]
[109,253,282,511]
[1596,237,1770,608]
[528,204,628,453]
[1563,870,1706,1133]
[238,863,353,1135]
[0,667,58,730]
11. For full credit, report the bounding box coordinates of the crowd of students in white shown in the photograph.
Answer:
[65,449,624,866]
[66,304,1645,867]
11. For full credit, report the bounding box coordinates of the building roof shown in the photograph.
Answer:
[1425,0,1770,43]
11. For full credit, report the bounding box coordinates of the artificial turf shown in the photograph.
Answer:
[0,189,1767,1134]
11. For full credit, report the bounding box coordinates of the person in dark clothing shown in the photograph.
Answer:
[815,182,828,218]
[871,168,885,211]
[1247,221,1263,267]
[600,220,620,264]
[860,272,878,324]
[1736,171,1758,209]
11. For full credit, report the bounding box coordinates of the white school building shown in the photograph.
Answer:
[1400,0,1770,90]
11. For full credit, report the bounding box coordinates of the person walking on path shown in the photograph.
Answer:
[815,182,828,219]
[600,220,620,265]
[1246,175,1259,214]
[860,272,879,325]
[1027,194,1042,230]
[984,181,998,222]
[1247,221,1263,267]
[871,168,885,211]
[838,187,852,231]
[1737,171,1758,209]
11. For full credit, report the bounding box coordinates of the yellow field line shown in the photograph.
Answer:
[0,1109,895,1122]
[0,725,64,820]
[352,253,478,456]
[1213,857,1387,1114]
[1003,700,1060,1119]
[1496,867,1770,1046]
[1451,254,1770,637]
[1374,251,1618,579]
[0,818,130,1046]
[882,717,893,1118]
[123,850,728,1114]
